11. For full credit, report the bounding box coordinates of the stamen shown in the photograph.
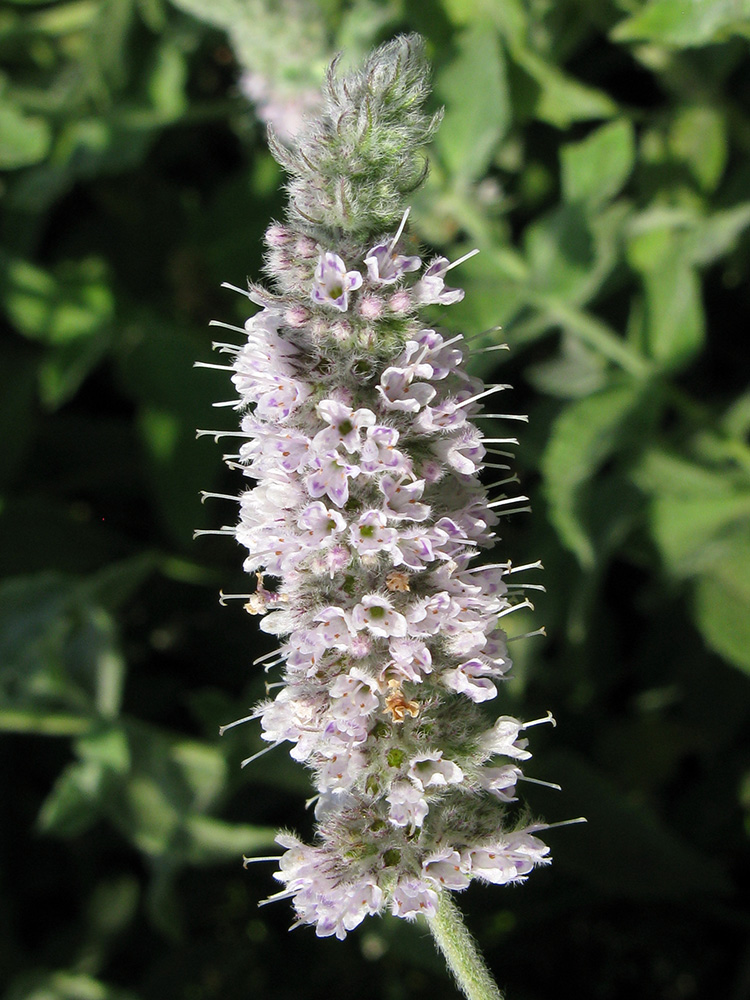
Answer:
[212,400,241,408]
[485,475,520,489]
[444,247,480,272]
[523,711,556,730]
[456,384,513,409]
[388,206,411,251]
[519,775,562,791]
[507,626,547,643]
[209,319,248,335]
[469,343,510,354]
[193,528,235,537]
[240,741,284,768]
[200,492,240,503]
[464,563,511,575]
[486,495,530,509]
[253,649,283,666]
[219,712,261,735]
[496,599,534,618]
[242,855,282,867]
[526,817,587,833]
[475,413,527,420]
[503,560,544,575]
[194,362,236,371]
[196,430,251,441]
[221,281,254,299]
[218,591,254,605]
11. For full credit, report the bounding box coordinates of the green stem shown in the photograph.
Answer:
[425,893,504,1000]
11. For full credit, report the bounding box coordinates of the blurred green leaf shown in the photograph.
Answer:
[37,757,106,837]
[0,571,130,726]
[669,106,727,192]
[561,120,635,207]
[0,256,114,345]
[687,202,750,266]
[526,332,609,399]
[525,202,628,308]
[4,971,140,1000]
[627,221,705,369]
[633,448,750,574]
[0,99,51,169]
[434,21,510,184]
[694,525,750,674]
[542,380,646,566]
[507,48,617,128]
[612,0,750,46]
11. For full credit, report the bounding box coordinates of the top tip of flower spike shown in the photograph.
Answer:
[272,33,442,244]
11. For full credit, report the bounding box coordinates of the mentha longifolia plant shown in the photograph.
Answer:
[195,35,570,965]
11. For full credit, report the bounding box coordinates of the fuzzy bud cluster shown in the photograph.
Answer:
[198,35,554,941]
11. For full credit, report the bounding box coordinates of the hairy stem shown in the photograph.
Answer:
[425,893,505,1000]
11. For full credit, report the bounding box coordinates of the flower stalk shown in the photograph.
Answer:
[197,33,558,999]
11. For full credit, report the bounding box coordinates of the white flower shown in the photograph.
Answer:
[386,781,429,828]
[312,252,363,311]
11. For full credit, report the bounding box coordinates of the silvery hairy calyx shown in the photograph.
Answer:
[196,35,566,1000]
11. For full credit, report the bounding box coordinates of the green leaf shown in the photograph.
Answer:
[541,381,645,566]
[612,0,750,47]
[669,106,727,192]
[182,815,277,864]
[524,201,630,310]
[0,572,128,722]
[0,100,51,169]
[434,22,510,184]
[4,971,140,1000]
[627,222,704,369]
[694,525,750,674]
[561,120,635,207]
[633,449,750,574]
[507,47,617,128]
[687,203,750,266]
[36,758,105,837]
[0,256,114,345]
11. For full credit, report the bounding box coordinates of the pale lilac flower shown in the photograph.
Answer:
[479,764,522,802]
[442,658,499,703]
[352,594,407,638]
[377,365,436,412]
[423,849,471,890]
[390,878,439,919]
[312,252,363,311]
[349,510,399,557]
[379,475,430,521]
[297,501,346,545]
[313,400,376,454]
[386,781,429,828]
[306,452,360,506]
[365,243,421,284]
[409,751,464,788]
[360,424,409,474]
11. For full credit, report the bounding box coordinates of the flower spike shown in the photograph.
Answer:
[195,34,565,970]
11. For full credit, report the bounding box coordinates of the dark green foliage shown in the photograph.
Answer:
[1,2,748,999]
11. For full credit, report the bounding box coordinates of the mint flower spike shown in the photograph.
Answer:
[197,33,567,1000]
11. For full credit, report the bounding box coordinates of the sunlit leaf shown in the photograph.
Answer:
[561,119,636,207]
[541,380,646,566]
[694,525,750,675]
[0,100,51,169]
[612,0,750,46]
[434,21,510,183]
